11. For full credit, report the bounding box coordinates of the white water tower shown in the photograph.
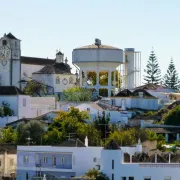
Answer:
[72,40,141,96]
[72,39,124,97]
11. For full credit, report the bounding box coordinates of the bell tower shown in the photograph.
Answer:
[0,33,21,87]
[56,51,64,63]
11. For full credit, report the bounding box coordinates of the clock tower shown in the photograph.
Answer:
[0,33,21,88]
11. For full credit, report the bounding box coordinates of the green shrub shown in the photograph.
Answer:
[163,106,180,126]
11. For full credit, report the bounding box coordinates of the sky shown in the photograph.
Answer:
[1,0,180,81]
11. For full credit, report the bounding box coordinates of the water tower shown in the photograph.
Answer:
[72,39,123,97]
[72,39,141,97]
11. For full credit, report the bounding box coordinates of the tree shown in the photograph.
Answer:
[144,49,161,84]
[96,172,109,180]
[93,111,111,143]
[17,120,45,145]
[106,128,152,146]
[163,58,180,91]
[86,169,109,180]
[43,128,63,145]
[47,107,101,146]
[63,87,92,102]
[163,106,180,126]
[86,168,99,178]
[0,127,17,143]
[24,80,52,97]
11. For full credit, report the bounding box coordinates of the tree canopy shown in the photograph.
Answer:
[144,49,161,84]
[17,120,45,145]
[63,87,92,102]
[24,80,53,97]
[163,58,180,91]
[0,127,17,144]
[163,106,180,126]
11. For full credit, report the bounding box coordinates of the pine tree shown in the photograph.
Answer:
[144,49,161,84]
[163,58,180,91]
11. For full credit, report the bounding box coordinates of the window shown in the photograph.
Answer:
[61,157,65,165]
[144,177,151,180]
[52,156,56,166]
[93,157,97,162]
[69,77,74,84]
[2,40,7,46]
[164,177,171,180]
[23,98,26,107]
[24,156,29,163]
[112,174,114,180]
[112,160,114,169]
[10,159,14,166]
[15,41,17,48]
[122,178,126,180]
[56,77,60,84]
[125,54,128,62]
[129,177,134,180]
[43,157,48,164]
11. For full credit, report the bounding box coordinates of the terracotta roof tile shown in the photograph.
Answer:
[33,63,71,74]
[21,56,55,65]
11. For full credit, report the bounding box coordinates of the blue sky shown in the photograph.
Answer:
[1,0,180,80]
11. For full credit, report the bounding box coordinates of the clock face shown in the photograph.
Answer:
[0,46,10,59]
[62,78,68,85]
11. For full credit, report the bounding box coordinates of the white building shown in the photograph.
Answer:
[0,86,58,127]
[72,39,141,97]
[17,138,103,179]
[0,145,17,179]
[0,33,76,98]
[101,141,179,180]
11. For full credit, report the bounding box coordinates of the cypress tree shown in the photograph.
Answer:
[163,58,180,91]
[144,49,161,84]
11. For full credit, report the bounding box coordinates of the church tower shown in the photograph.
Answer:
[0,33,21,88]
[56,51,64,63]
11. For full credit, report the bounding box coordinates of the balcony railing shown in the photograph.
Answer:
[139,163,180,168]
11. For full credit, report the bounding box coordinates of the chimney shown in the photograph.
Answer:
[155,152,157,163]
[169,152,171,163]
[65,57,68,64]
[85,136,88,147]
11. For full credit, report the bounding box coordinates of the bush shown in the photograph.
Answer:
[163,106,180,126]
[144,111,157,116]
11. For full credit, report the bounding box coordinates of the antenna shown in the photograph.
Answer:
[66,133,76,140]
[95,38,101,48]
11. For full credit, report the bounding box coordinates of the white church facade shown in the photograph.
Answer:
[0,33,76,99]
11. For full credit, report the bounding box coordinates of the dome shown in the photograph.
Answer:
[74,44,121,50]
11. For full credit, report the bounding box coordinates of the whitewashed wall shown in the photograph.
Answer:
[114,97,160,110]
[17,146,103,177]
[21,64,44,80]
[32,73,76,93]
[18,95,31,118]
[0,116,18,127]
[32,73,54,88]
[12,60,21,88]
[30,97,55,106]
[101,149,180,180]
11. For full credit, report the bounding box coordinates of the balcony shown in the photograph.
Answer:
[139,163,180,168]
[35,164,72,169]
